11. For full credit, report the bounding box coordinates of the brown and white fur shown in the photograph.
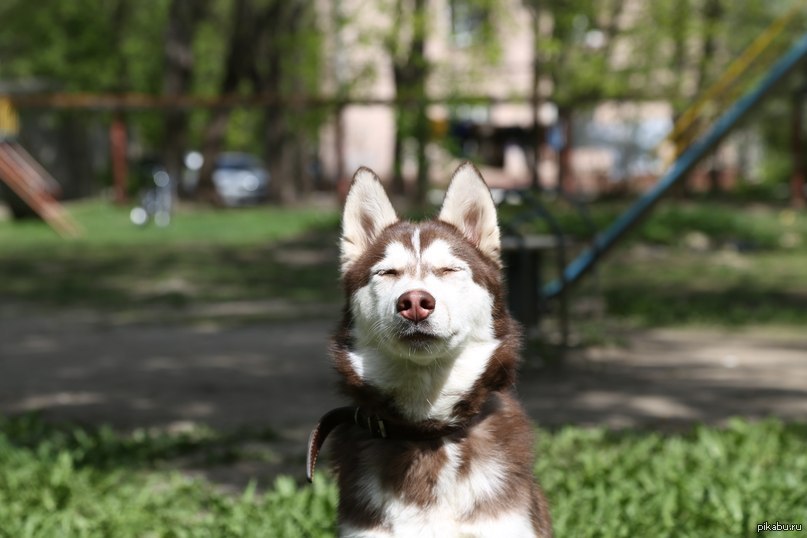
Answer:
[329,163,552,537]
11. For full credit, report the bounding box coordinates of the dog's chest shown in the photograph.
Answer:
[343,437,536,537]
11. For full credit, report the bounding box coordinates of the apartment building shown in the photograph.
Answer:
[318,0,677,194]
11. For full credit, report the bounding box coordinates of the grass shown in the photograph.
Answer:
[501,198,807,251]
[0,200,341,310]
[537,419,807,537]
[1,414,804,537]
[2,198,805,536]
[517,199,807,328]
[0,200,340,249]
[0,415,337,538]
[590,248,807,327]
[2,197,806,327]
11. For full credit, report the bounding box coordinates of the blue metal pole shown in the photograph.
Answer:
[543,32,807,299]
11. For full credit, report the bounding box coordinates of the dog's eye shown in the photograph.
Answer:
[375,269,400,277]
[437,267,462,276]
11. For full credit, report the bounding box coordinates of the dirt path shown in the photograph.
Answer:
[1,306,805,488]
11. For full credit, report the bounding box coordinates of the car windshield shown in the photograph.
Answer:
[216,154,261,171]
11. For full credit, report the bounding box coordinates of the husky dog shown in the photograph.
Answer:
[307,163,552,537]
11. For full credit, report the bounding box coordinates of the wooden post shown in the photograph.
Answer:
[530,2,542,190]
[335,103,349,205]
[791,87,806,209]
[558,107,575,195]
[109,113,128,205]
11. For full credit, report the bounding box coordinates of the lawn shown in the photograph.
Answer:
[1,197,806,326]
[0,200,340,249]
[500,198,807,252]
[595,248,807,327]
[2,200,805,537]
[503,198,807,328]
[1,414,804,537]
[0,200,342,310]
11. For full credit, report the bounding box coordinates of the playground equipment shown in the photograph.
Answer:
[542,27,807,300]
[0,96,81,238]
[129,164,174,227]
[661,5,804,166]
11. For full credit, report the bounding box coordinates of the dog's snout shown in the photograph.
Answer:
[396,290,436,323]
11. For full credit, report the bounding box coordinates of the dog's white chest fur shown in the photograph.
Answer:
[342,440,537,538]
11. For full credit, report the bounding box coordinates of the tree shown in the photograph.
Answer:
[257,0,323,204]
[189,0,322,205]
[535,0,628,192]
[382,0,430,205]
[0,0,169,197]
[195,0,261,205]
[162,0,209,195]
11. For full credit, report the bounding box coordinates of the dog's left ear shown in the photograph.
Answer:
[438,162,501,264]
[340,167,399,272]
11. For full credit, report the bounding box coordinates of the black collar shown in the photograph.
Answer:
[306,399,497,482]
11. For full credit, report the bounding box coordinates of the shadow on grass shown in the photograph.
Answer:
[1,412,280,471]
[0,222,342,312]
[604,283,807,326]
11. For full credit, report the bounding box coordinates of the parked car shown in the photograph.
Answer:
[184,152,270,206]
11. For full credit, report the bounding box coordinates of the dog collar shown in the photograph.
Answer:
[306,406,467,482]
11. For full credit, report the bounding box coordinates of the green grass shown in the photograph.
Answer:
[1,415,804,537]
[0,415,337,538]
[0,200,341,310]
[592,248,807,327]
[514,199,807,328]
[537,419,807,537]
[0,200,339,249]
[2,198,806,327]
[502,199,807,251]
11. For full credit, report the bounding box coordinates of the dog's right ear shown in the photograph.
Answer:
[340,167,398,272]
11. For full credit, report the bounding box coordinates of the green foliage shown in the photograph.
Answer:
[0,415,338,538]
[0,0,327,161]
[537,419,807,537]
[1,415,804,536]
[0,0,169,92]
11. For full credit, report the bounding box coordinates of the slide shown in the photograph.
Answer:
[543,32,807,299]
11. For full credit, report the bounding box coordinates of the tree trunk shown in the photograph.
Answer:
[694,0,722,94]
[389,0,429,206]
[258,2,306,204]
[670,0,691,198]
[335,103,349,203]
[111,0,131,203]
[557,107,574,195]
[529,2,542,190]
[197,111,230,205]
[162,0,208,197]
[413,96,429,207]
[197,0,258,205]
[391,109,406,195]
[264,104,294,203]
[791,89,806,209]
[411,0,428,208]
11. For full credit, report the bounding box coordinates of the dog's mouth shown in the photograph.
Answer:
[398,325,440,345]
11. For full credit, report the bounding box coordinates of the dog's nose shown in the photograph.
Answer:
[396,290,435,323]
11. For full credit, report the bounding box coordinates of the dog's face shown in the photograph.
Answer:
[340,163,502,364]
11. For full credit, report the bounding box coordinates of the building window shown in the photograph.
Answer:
[449,0,487,48]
